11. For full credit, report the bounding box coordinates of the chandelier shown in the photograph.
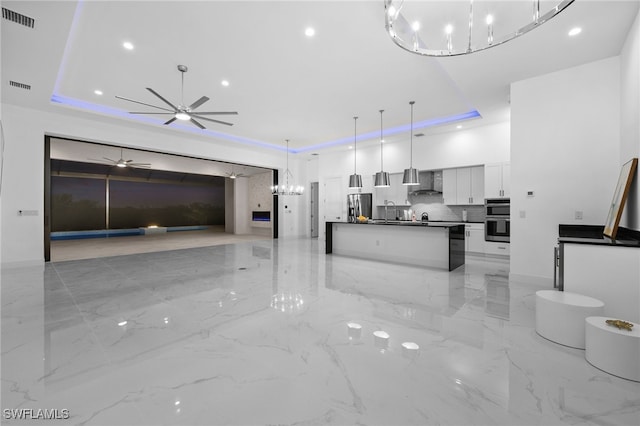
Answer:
[271,139,304,196]
[384,0,575,57]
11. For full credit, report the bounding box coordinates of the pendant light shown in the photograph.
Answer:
[270,139,304,195]
[348,116,363,189]
[374,109,391,187]
[402,101,420,186]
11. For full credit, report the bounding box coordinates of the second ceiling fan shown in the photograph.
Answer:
[116,65,238,129]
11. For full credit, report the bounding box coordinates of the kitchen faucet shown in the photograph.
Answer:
[384,200,396,223]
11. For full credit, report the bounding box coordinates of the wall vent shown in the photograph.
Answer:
[9,80,31,90]
[2,7,35,28]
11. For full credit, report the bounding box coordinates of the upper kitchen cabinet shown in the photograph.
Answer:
[443,166,484,205]
[485,162,510,198]
[375,173,409,206]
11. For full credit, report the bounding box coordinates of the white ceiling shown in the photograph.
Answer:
[2,1,639,154]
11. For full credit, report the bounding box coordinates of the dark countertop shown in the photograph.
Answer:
[330,220,479,228]
[558,224,640,247]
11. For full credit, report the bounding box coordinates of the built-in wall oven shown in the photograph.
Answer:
[485,198,510,242]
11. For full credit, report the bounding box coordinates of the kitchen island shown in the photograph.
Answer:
[326,221,465,271]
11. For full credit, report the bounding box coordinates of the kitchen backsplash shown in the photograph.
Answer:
[411,202,485,222]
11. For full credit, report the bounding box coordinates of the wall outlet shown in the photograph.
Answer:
[519,210,526,218]
[575,210,583,220]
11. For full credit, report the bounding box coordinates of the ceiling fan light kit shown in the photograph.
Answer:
[116,65,238,129]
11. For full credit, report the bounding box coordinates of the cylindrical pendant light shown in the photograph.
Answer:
[374,109,391,187]
[348,116,363,189]
[402,101,420,186]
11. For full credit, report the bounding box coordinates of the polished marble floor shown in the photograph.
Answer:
[2,238,639,425]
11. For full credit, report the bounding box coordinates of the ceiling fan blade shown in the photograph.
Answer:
[146,88,179,110]
[115,96,174,112]
[190,118,206,129]
[103,157,117,162]
[164,117,177,125]
[129,163,151,168]
[189,96,209,110]
[189,111,238,115]
[191,114,234,126]
[88,158,110,163]
[129,112,175,115]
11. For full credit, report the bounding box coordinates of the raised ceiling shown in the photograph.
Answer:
[2,1,638,153]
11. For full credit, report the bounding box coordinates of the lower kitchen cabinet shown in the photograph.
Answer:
[484,241,510,256]
[465,223,485,254]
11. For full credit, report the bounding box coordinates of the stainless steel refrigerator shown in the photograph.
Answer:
[347,193,372,222]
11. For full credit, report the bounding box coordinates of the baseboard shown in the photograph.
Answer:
[1,258,45,270]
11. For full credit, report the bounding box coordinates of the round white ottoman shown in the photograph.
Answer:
[585,316,640,382]
[535,290,604,349]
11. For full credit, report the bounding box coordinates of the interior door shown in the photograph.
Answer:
[310,182,319,238]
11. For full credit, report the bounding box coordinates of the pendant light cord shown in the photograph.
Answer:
[353,116,358,173]
[379,109,384,171]
[409,101,415,168]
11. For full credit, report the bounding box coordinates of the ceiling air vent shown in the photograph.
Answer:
[9,80,31,90]
[2,7,35,28]
[414,133,425,137]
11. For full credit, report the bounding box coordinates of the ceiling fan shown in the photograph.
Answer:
[225,166,246,179]
[89,148,151,169]
[115,65,238,129]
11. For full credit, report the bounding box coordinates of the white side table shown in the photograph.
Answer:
[535,290,604,349]
[585,316,640,382]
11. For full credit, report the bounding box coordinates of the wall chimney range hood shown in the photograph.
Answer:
[410,170,443,195]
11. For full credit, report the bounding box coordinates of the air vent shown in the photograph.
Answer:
[9,80,31,90]
[2,7,35,28]
[414,133,425,137]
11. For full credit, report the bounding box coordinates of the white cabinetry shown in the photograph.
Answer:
[375,173,409,206]
[485,241,510,256]
[442,169,457,205]
[485,162,510,198]
[465,223,485,254]
[443,166,484,205]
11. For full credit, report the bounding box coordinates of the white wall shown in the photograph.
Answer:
[510,57,621,283]
[0,104,294,266]
[316,121,510,240]
[233,177,250,235]
[620,9,640,230]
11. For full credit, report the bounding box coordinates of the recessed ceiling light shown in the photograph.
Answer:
[122,41,134,50]
[456,125,462,129]
[221,80,230,87]
[305,27,315,37]
[348,146,353,150]
[94,89,103,96]
[568,27,582,36]
[411,21,420,32]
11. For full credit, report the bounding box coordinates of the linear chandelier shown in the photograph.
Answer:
[271,139,304,196]
[384,0,575,57]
